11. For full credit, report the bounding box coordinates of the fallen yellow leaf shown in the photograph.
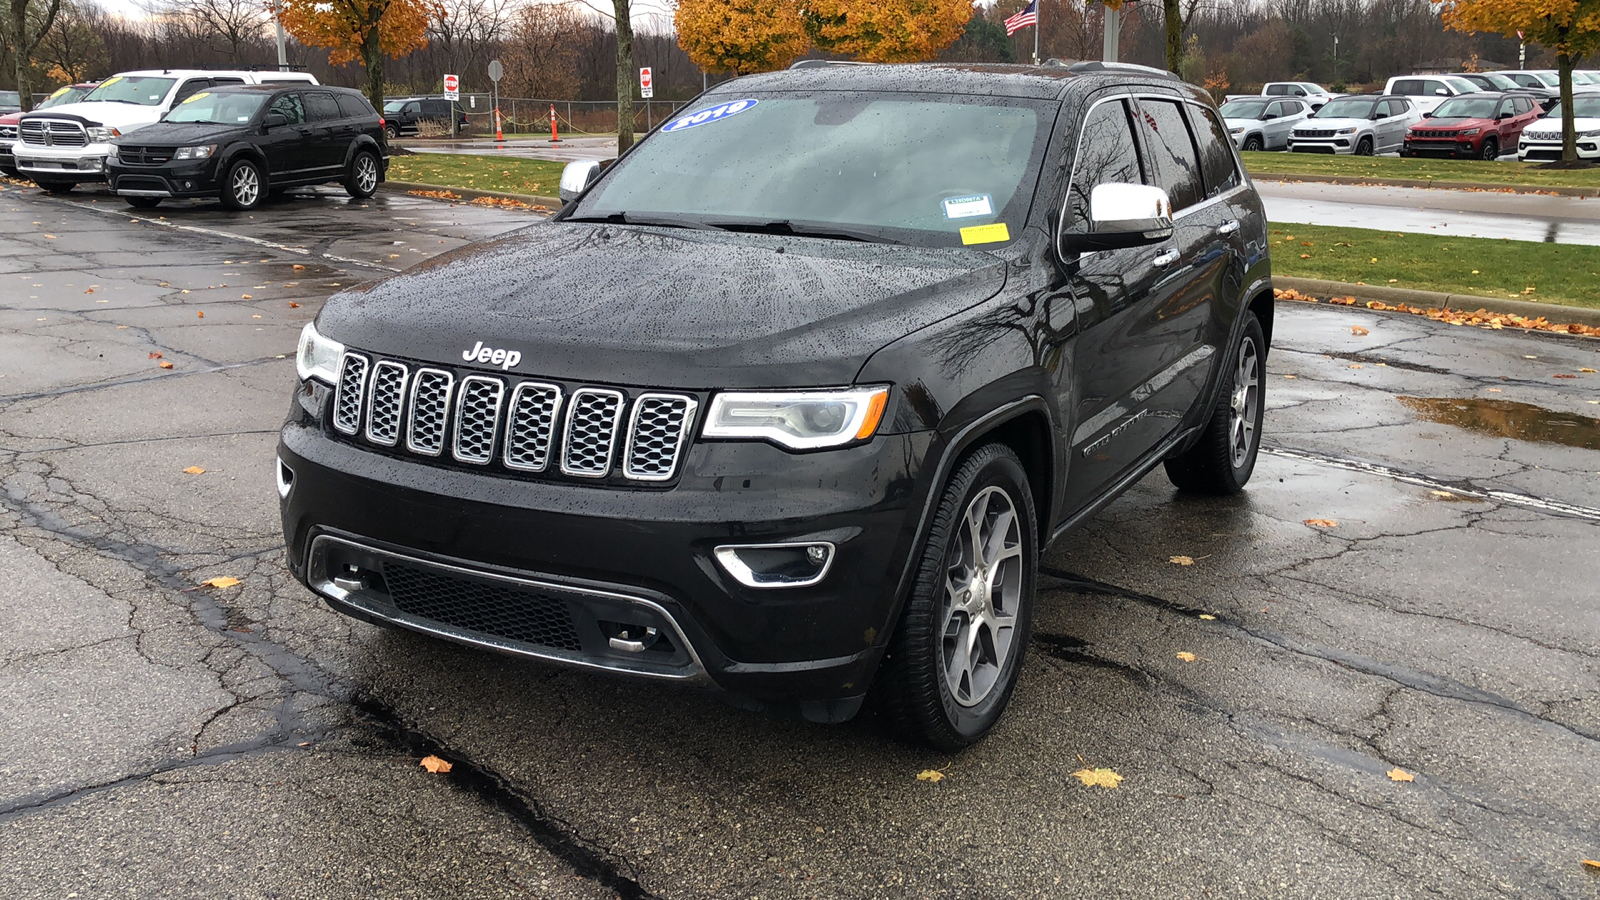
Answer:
[1198,614,1216,620]
[1304,519,1339,528]
[1350,326,1369,336]
[241,294,252,299]
[420,754,453,774]
[183,466,205,475]
[1582,368,1597,374]
[197,310,204,318]
[1582,859,1600,870]
[1175,651,1197,662]
[292,263,306,271]
[158,361,174,369]
[1071,768,1123,789]
[1169,555,1195,566]
[916,769,944,783]
[1388,767,1414,783]
[203,576,240,589]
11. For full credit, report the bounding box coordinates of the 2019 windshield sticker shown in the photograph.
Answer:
[942,195,994,219]
[662,99,757,133]
[960,222,1010,245]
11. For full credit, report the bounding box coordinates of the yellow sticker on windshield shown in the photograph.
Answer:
[98,76,122,89]
[182,92,210,104]
[960,222,1010,245]
[48,87,68,99]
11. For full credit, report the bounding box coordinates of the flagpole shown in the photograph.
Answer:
[1033,1,1040,65]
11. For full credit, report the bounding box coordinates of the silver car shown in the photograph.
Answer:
[1288,94,1421,155]
[1220,97,1311,151]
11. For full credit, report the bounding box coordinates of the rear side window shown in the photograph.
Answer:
[1265,84,1288,96]
[269,92,305,125]
[1065,98,1146,230]
[1138,99,1203,212]
[336,94,372,118]
[1513,96,1533,114]
[1189,105,1240,197]
[173,79,210,104]
[304,91,341,121]
[1391,79,1421,96]
[211,77,245,87]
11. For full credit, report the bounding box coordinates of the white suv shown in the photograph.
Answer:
[1382,75,1482,115]
[12,69,317,192]
[1288,94,1422,155]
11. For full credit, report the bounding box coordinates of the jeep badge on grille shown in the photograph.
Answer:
[462,340,521,370]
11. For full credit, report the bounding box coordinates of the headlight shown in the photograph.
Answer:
[85,126,119,142]
[1460,128,1480,136]
[1336,127,1357,134]
[174,144,217,160]
[1581,129,1600,138]
[1229,126,1243,133]
[296,322,345,384]
[105,143,118,158]
[703,387,889,450]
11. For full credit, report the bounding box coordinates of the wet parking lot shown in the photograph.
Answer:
[1,181,1597,899]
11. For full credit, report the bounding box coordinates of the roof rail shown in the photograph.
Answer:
[1066,60,1179,81]
[788,59,878,70]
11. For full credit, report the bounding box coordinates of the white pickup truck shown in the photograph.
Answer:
[1227,82,1335,111]
[1381,74,1484,115]
[12,68,316,192]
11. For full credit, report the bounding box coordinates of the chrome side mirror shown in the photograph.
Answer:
[559,159,606,202]
[1062,183,1174,254]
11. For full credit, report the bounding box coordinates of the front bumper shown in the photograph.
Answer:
[108,158,224,198]
[1518,136,1600,161]
[14,140,111,182]
[1287,136,1355,154]
[278,388,934,713]
[1403,136,1481,158]
[0,137,15,170]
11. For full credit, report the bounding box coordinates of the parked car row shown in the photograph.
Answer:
[2,68,389,209]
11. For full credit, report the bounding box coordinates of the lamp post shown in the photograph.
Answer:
[1331,33,1339,83]
[271,0,288,71]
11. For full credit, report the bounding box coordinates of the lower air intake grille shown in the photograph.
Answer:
[383,563,582,652]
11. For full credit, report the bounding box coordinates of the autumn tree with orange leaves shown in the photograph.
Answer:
[675,0,809,74]
[805,0,974,62]
[1434,0,1600,161]
[278,0,440,112]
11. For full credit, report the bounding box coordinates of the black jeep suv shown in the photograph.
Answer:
[107,84,387,210]
[381,96,468,137]
[280,62,1273,748]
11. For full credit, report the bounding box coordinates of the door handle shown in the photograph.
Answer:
[1153,249,1180,268]
[1218,220,1240,236]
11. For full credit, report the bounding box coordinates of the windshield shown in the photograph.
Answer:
[0,91,19,106]
[1445,77,1481,93]
[1531,72,1560,87]
[1573,71,1600,85]
[83,75,177,106]
[1478,74,1519,90]
[1432,96,1501,118]
[41,86,90,108]
[163,90,266,124]
[1219,99,1271,119]
[1314,97,1376,119]
[383,100,405,113]
[1543,97,1600,119]
[569,92,1050,248]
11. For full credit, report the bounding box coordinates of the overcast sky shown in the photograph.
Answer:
[91,0,682,32]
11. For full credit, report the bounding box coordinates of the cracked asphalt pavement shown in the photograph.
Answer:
[2,182,1597,899]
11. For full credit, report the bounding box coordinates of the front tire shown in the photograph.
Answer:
[1480,137,1499,160]
[221,159,265,210]
[124,196,161,209]
[1164,312,1266,495]
[1243,135,1264,152]
[879,442,1038,750]
[344,150,380,198]
[1354,136,1374,156]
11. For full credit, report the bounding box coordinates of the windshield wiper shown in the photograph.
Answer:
[705,219,886,243]
[564,211,719,231]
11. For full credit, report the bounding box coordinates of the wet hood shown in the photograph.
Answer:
[115,120,245,145]
[23,100,166,131]
[1522,115,1600,138]
[1294,116,1370,131]
[1416,116,1492,130]
[316,221,1008,389]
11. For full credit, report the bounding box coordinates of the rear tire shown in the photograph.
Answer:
[124,196,161,209]
[1480,137,1499,160]
[1243,135,1264,152]
[344,150,380,198]
[384,122,399,139]
[221,159,265,211]
[1354,136,1374,156]
[0,165,19,178]
[878,442,1037,751]
[1164,312,1266,495]
[36,181,74,194]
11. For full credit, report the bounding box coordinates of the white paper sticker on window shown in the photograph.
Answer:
[942,194,994,219]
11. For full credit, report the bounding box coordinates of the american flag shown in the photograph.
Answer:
[1005,0,1037,36]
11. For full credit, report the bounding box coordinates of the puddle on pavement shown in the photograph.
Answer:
[1398,396,1600,451]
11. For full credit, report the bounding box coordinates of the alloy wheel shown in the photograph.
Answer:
[355,156,378,194]
[232,165,259,206]
[941,486,1024,707]
[1229,334,1261,469]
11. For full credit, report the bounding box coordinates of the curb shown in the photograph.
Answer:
[1275,276,1600,327]
[1249,171,1598,198]
[381,180,561,209]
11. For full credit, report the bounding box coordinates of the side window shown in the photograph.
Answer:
[304,91,341,121]
[1137,98,1204,212]
[404,102,421,116]
[269,92,305,125]
[1515,97,1533,115]
[335,94,371,119]
[1065,98,1146,231]
[1264,84,1286,96]
[172,79,209,105]
[210,77,245,88]
[1189,105,1240,198]
[1265,101,1284,118]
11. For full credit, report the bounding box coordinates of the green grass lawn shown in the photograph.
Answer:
[1271,224,1600,310]
[1242,151,1600,190]
[387,154,566,196]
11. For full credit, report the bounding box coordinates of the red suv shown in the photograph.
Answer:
[1403,91,1542,159]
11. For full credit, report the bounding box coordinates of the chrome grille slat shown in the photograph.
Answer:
[333,353,369,435]
[406,368,454,456]
[364,361,408,446]
[503,382,563,472]
[561,389,626,478]
[623,394,697,482]
[452,376,505,464]
[20,119,88,147]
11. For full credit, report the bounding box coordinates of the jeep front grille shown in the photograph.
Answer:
[330,351,695,482]
[20,119,87,147]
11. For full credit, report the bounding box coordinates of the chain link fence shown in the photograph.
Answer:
[454,94,693,135]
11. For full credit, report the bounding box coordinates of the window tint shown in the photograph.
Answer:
[211,77,245,87]
[1264,84,1288,96]
[1189,105,1240,197]
[1391,79,1421,95]
[268,92,305,125]
[1265,101,1284,117]
[1138,99,1203,212]
[1514,96,1533,114]
[1065,98,1146,230]
[336,94,372,119]
[304,91,341,121]
[173,79,210,104]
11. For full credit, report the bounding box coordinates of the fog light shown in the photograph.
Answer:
[714,542,835,588]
